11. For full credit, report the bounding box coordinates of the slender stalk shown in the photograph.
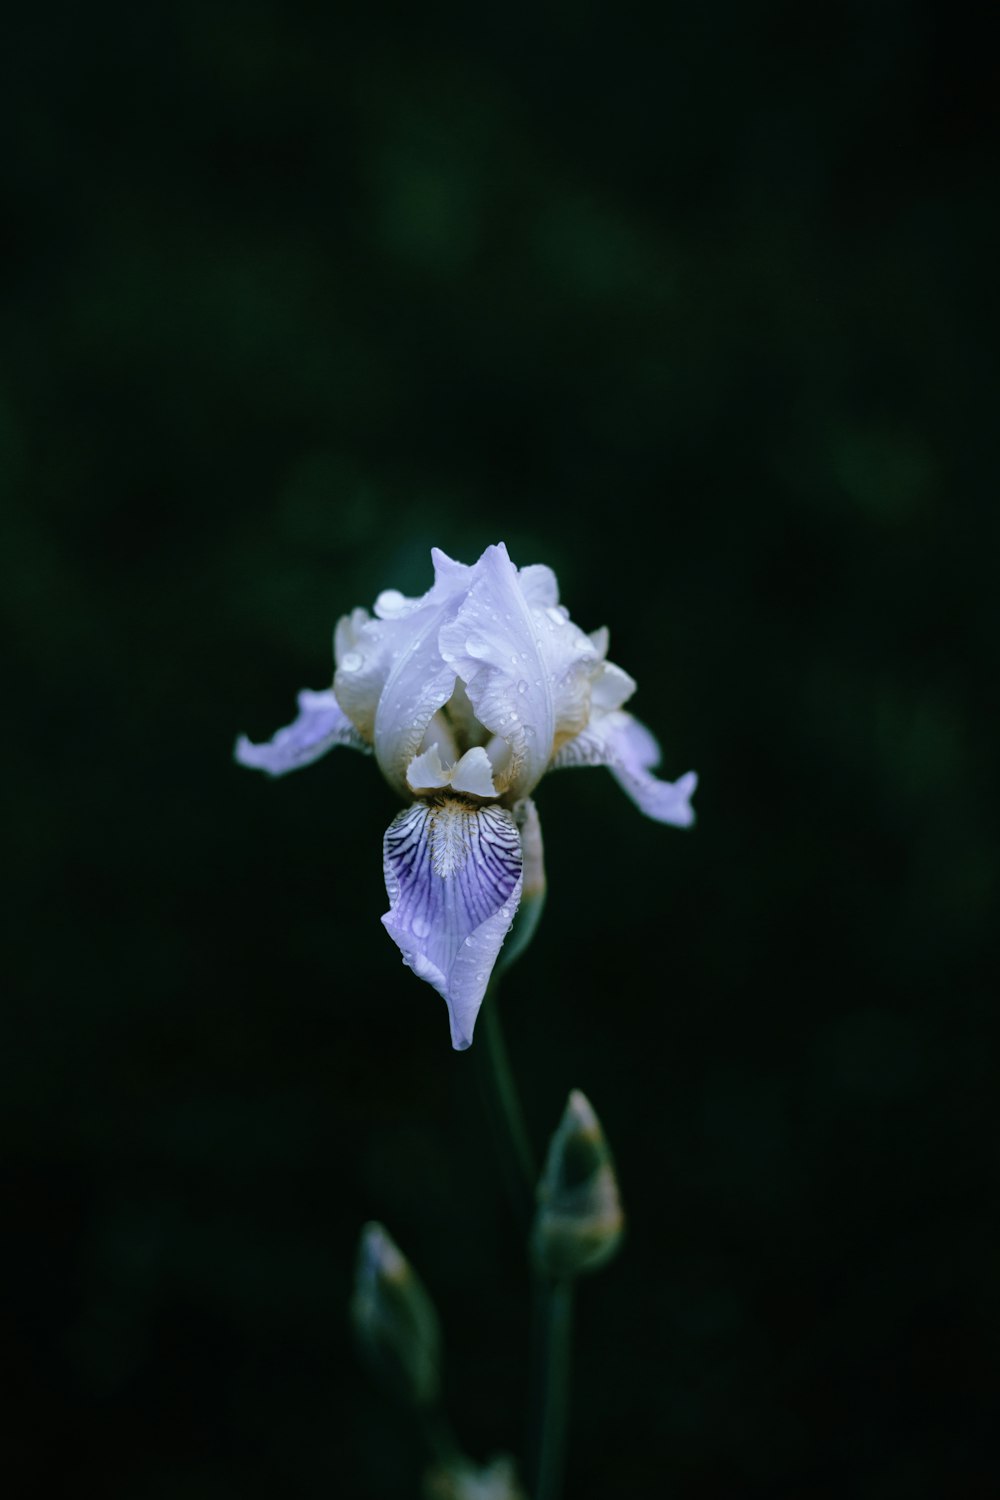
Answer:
[472,980,537,1229]
[472,979,577,1500]
[531,1276,574,1500]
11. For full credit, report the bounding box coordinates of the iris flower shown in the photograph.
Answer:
[236,543,696,1049]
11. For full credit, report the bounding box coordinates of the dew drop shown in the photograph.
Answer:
[516,679,528,694]
[341,651,362,672]
[376,588,407,615]
[546,605,567,626]
[466,634,489,658]
[411,916,430,939]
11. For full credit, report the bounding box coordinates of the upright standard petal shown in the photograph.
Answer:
[439,543,599,800]
[381,796,523,1050]
[234,688,369,776]
[336,550,479,796]
[552,710,697,827]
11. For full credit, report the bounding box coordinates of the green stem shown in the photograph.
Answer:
[472,981,537,1230]
[418,1405,461,1465]
[531,1277,574,1500]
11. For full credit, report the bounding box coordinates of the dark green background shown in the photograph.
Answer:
[4,4,997,1496]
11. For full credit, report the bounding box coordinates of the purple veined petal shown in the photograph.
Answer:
[438,543,599,801]
[381,797,524,1050]
[235,688,370,776]
[551,709,697,827]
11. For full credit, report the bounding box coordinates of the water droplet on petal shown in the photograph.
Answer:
[411,916,430,939]
[376,588,407,615]
[517,680,528,694]
[466,634,489,658]
[546,606,567,627]
[341,651,363,672]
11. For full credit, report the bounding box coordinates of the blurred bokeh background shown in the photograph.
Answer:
[4,3,998,1496]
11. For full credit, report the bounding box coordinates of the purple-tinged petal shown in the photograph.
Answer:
[336,550,481,796]
[381,797,523,1050]
[438,543,598,800]
[235,689,369,776]
[590,660,637,712]
[552,710,697,827]
[517,563,560,607]
[406,744,451,792]
[449,747,498,797]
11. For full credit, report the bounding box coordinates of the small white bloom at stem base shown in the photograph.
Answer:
[236,543,697,1050]
[423,1454,527,1500]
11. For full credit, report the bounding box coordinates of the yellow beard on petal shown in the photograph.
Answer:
[425,796,475,878]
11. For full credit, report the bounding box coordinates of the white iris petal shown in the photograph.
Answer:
[450,747,499,798]
[335,548,476,795]
[439,543,600,799]
[406,744,451,792]
[405,745,498,798]
[234,688,369,776]
[552,709,697,828]
[235,540,697,1050]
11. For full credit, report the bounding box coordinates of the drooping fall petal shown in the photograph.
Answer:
[234,689,369,776]
[381,796,523,1049]
[552,709,697,827]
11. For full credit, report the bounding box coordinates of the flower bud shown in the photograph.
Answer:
[351,1221,442,1407]
[423,1454,527,1500]
[532,1090,624,1279]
